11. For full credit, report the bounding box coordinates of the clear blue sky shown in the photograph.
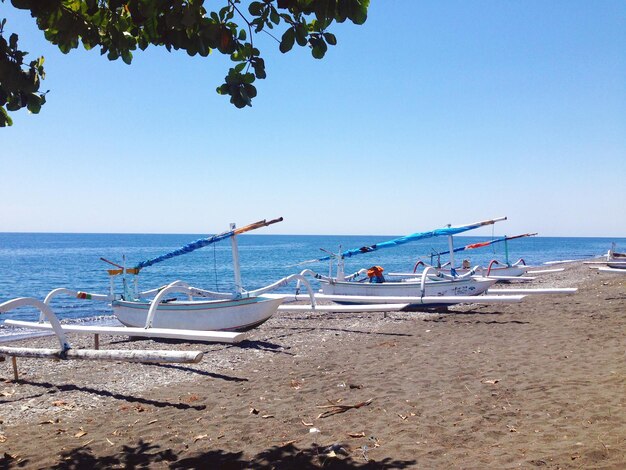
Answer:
[2,1,624,236]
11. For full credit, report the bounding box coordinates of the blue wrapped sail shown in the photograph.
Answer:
[134,231,235,270]
[312,217,506,263]
[134,217,283,271]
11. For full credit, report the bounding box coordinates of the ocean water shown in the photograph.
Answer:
[0,232,622,337]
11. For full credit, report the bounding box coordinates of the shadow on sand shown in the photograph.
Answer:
[1,440,417,469]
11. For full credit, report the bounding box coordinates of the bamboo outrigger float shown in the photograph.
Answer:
[0,297,207,381]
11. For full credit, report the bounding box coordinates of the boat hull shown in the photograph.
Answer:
[319,276,497,302]
[606,250,626,269]
[451,266,528,277]
[112,296,283,332]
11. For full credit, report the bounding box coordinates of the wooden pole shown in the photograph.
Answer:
[94,334,99,350]
[12,356,18,381]
[230,223,243,294]
[0,346,204,364]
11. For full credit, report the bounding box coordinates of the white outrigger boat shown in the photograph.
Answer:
[315,269,496,299]
[606,245,626,269]
[412,233,540,280]
[105,217,316,332]
[296,217,512,305]
[585,243,626,271]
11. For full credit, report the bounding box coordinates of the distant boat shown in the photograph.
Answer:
[415,233,539,279]
[607,244,626,269]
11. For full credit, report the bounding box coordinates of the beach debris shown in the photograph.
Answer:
[316,398,374,419]
[0,434,6,443]
[74,428,88,438]
[348,432,366,438]
[309,427,321,434]
[349,383,363,389]
[106,438,114,446]
[261,414,274,419]
[0,389,15,397]
[194,434,209,442]
[324,443,350,457]
[250,407,259,415]
[301,419,314,426]
[507,425,518,432]
[290,379,303,389]
[147,419,158,425]
[482,379,500,385]
[80,439,94,448]
[183,394,200,403]
[38,419,56,425]
[52,400,71,408]
[397,413,408,420]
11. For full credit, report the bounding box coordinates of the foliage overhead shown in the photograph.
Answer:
[0,0,369,127]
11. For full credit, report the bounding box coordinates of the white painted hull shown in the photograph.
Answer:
[607,258,626,269]
[606,250,626,269]
[112,296,283,332]
[463,265,528,277]
[319,276,496,301]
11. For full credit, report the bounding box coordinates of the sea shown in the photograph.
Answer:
[0,232,623,340]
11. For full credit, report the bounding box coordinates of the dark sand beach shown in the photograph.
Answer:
[1,262,624,469]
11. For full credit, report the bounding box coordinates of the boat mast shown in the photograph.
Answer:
[504,237,510,265]
[230,223,244,295]
[446,225,456,272]
[336,245,345,281]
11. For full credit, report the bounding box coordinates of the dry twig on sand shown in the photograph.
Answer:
[316,398,374,419]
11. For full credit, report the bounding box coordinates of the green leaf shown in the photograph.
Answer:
[252,57,266,79]
[6,96,21,112]
[270,7,280,25]
[242,72,255,84]
[0,107,12,127]
[323,32,337,45]
[295,23,308,46]
[311,37,327,59]
[26,93,42,114]
[279,27,295,53]
[347,0,368,25]
[315,0,330,24]
[121,49,133,64]
[248,2,264,16]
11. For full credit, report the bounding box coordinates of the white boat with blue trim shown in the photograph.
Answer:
[297,217,508,306]
[106,218,315,332]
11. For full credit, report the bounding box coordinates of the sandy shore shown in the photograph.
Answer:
[0,262,624,469]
